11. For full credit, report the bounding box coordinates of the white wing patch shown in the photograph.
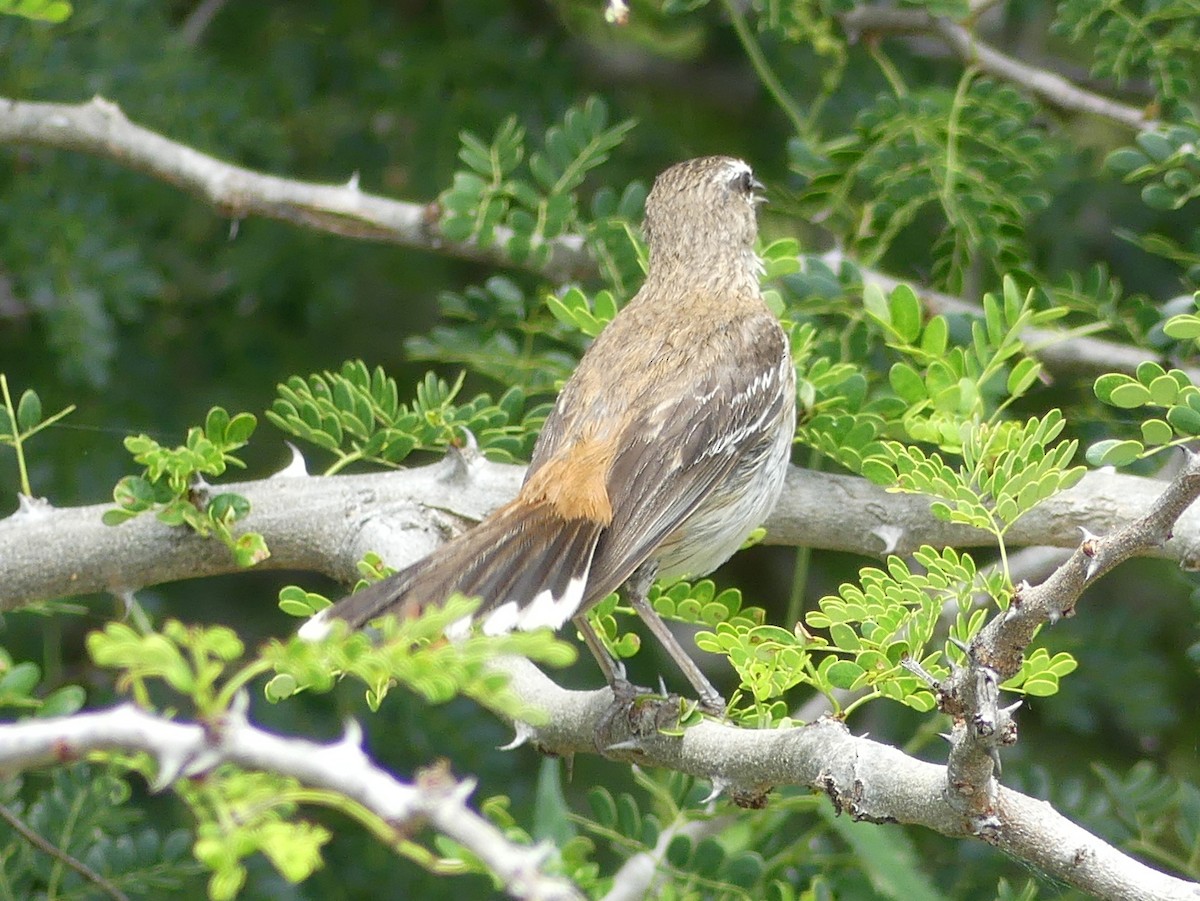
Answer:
[481,600,520,635]
[298,609,332,641]
[518,575,586,631]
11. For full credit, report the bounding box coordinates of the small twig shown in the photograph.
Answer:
[178,0,230,46]
[721,0,809,137]
[0,802,132,901]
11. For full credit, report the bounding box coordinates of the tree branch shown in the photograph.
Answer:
[5,447,1200,610]
[929,449,1200,823]
[0,702,583,901]
[837,7,1157,131]
[0,96,593,282]
[487,658,1198,901]
[0,96,1173,384]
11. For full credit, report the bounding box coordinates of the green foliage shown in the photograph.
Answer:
[405,276,586,394]
[872,409,1084,534]
[81,609,577,896]
[546,285,619,337]
[439,96,637,268]
[0,0,71,22]
[8,2,1200,898]
[87,619,255,717]
[867,278,1064,446]
[580,773,780,899]
[104,407,266,567]
[1107,124,1200,211]
[0,646,85,718]
[1094,761,1200,879]
[0,766,201,898]
[267,361,547,473]
[0,374,76,498]
[268,593,576,717]
[791,78,1057,292]
[1089,358,1200,465]
[1054,0,1200,105]
[182,768,330,900]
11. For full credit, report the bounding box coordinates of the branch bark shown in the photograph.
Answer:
[837,7,1157,131]
[0,96,593,282]
[0,702,583,901]
[5,449,1200,610]
[488,658,1199,901]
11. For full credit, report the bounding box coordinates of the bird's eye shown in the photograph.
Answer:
[730,168,762,196]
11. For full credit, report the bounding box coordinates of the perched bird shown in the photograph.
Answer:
[302,156,796,710]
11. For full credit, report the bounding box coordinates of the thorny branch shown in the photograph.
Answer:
[927,451,1200,829]
[0,702,583,901]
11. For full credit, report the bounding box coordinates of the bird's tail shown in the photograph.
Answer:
[299,501,604,640]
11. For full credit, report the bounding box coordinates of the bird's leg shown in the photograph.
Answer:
[573,613,631,689]
[575,613,659,753]
[625,562,727,715]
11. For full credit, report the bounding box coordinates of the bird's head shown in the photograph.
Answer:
[642,156,764,266]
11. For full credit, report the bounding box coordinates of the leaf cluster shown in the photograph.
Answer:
[1093,760,1200,880]
[0,766,201,899]
[439,96,636,268]
[104,407,267,567]
[1054,0,1200,106]
[807,546,1076,714]
[791,79,1057,291]
[0,375,76,498]
[0,646,84,719]
[405,275,586,394]
[267,361,548,474]
[1108,125,1200,212]
[1089,359,1200,466]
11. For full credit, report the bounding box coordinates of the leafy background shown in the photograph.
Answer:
[2,0,1200,899]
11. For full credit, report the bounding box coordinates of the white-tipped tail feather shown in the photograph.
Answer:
[298,608,333,641]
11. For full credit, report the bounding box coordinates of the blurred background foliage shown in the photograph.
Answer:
[2,0,1200,899]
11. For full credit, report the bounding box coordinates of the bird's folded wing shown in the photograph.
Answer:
[583,320,793,603]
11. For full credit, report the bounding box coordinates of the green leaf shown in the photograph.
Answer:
[889,363,926,403]
[1006,358,1041,398]
[16,389,42,431]
[1107,382,1153,409]
[888,284,922,343]
[1140,419,1173,446]
[1164,314,1200,340]
[826,660,865,689]
[1167,404,1200,435]
[1086,439,1143,467]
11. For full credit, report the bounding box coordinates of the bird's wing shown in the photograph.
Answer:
[582,310,793,603]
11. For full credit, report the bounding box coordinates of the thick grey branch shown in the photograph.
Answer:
[490,659,1199,901]
[0,96,592,281]
[5,449,1200,610]
[0,703,582,901]
[837,7,1156,130]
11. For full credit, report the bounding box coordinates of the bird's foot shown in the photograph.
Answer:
[593,678,684,753]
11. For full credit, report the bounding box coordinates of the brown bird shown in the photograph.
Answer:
[301,156,796,711]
